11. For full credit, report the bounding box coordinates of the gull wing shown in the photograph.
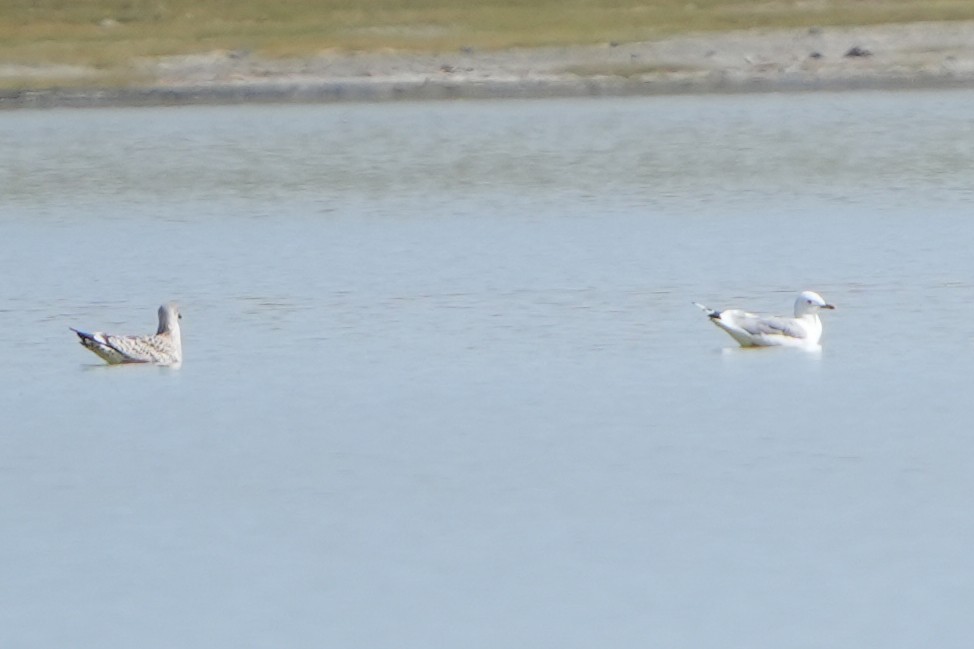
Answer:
[102,333,178,364]
[709,309,810,347]
[734,314,808,339]
[72,329,178,365]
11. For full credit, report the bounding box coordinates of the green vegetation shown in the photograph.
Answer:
[2,0,973,70]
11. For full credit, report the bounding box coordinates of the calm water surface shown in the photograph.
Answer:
[2,91,974,647]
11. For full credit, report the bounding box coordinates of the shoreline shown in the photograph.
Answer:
[3,21,973,109]
[6,74,974,111]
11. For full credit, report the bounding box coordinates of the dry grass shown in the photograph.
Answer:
[2,0,973,71]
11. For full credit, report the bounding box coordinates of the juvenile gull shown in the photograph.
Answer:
[71,303,182,365]
[694,291,835,348]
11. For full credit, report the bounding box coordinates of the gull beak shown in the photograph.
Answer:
[822,304,836,310]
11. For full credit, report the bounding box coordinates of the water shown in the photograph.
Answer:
[2,90,974,647]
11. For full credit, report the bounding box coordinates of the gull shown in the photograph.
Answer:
[71,303,183,365]
[694,291,835,348]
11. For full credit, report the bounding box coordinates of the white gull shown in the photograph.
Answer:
[71,303,183,365]
[694,291,835,348]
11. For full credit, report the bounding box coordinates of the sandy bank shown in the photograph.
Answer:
[3,21,974,108]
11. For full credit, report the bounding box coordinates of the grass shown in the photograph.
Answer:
[2,0,974,80]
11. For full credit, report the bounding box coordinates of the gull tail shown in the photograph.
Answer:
[693,302,721,319]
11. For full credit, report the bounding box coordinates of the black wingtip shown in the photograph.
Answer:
[693,302,721,320]
[70,327,94,342]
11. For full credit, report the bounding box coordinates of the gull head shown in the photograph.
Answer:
[157,302,182,334]
[794,291,835,317]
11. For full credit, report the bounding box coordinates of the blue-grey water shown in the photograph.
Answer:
[2,90,974,648]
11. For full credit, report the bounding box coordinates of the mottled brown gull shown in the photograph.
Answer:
[694,291,835,348]
[71,303,182,365]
